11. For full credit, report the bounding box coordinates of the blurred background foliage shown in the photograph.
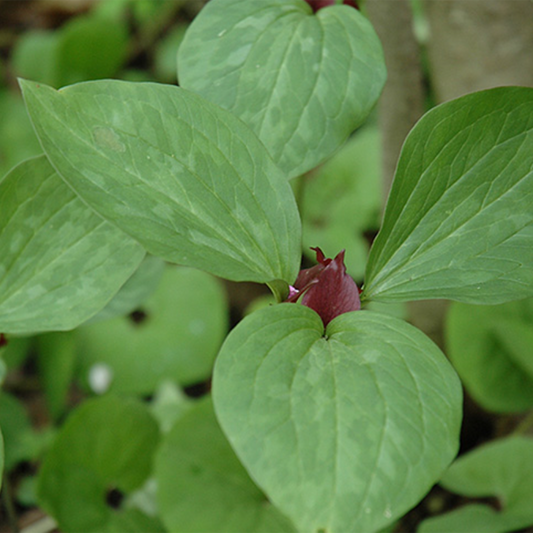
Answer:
[1,0,533,532]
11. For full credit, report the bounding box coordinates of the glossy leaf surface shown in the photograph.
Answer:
[364,88,533,304]
[156,397,296,533]
[0,156,144,334]
[37,395,160,533]
[178,0,386,178]
[213,304,462,533]
[446,299,533,413]
[21,79,301,284]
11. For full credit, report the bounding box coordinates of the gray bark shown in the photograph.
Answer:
[425,0,533,102]
[366,0,425,202]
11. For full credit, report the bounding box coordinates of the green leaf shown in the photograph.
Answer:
[11,15,128,89]
[37,331,77,420]
[10,30,58,87]
[0,392,37,470]
[37,395,160,533]
[418,504,507,533]
[178,0,386,178]
[54,15,128,87]
[155,24,187,83]
[446,299,533,413]
[76,266,228,394]
[213,304,462,533]
[156,396,296,533]
[0,335,32,370]
[20,79,301,284]
[86,255,166,324]
[364,87,533,304]
[0,428,3,490]
[0,91,42,177]
[0,156,145,334]
[421,436,533,533]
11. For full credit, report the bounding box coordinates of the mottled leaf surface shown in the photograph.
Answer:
[0,156,144,334]
[214,304,462,533]
[364,88,533,304]
[178,0,386,178]
[21,79,301,284]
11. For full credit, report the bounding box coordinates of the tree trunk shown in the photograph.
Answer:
[425,0,533,102]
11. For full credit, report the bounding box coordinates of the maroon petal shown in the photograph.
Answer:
[305,0,359,13]
[0,333,7,348]
[300,250,360,326]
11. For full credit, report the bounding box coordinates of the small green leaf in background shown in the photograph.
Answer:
[37,331,78,421]
[21,79,301,285]
[154,25,187,83]
[446,298,533,413]
[11,15,128,88]
[0,428,3,490]
[301,125,382,280]
[0,392,42,471]
[0,357,5,387]
[87,255,166,324]
[76,266,228,395]
[0,156,145,334]
[214,304,462,533]
[364,87,533,304]
[0,335,31,370]
[10,30,58,87]
[178,0,386,178]
[419,436,533,533]
[37,395,160,533]
[54,15,129,86]
[156,396,296,533]
[0,91,41,177]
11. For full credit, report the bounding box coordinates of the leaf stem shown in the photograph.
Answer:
[267,280,290,303]
[513,409,533,436]
[1,473,19,533]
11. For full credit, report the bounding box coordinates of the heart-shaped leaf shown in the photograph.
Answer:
[0,155,144,334]
[178,0,386,178]
[156,396,296,533]
[213,304,462,533]
[364,87,533,304]
[37,395,160,533]
[20,79,301,285]
[76,265,228,394]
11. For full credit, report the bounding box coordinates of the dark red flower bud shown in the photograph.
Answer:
[305,0,359,13]
[286,247,361,327]
[0,333,7,348]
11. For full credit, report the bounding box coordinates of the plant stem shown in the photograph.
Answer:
[267,280,290,303]
[513,409,533,436]
[1,473,19,533]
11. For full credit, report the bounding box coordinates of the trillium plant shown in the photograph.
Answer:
[1,0,533,531]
